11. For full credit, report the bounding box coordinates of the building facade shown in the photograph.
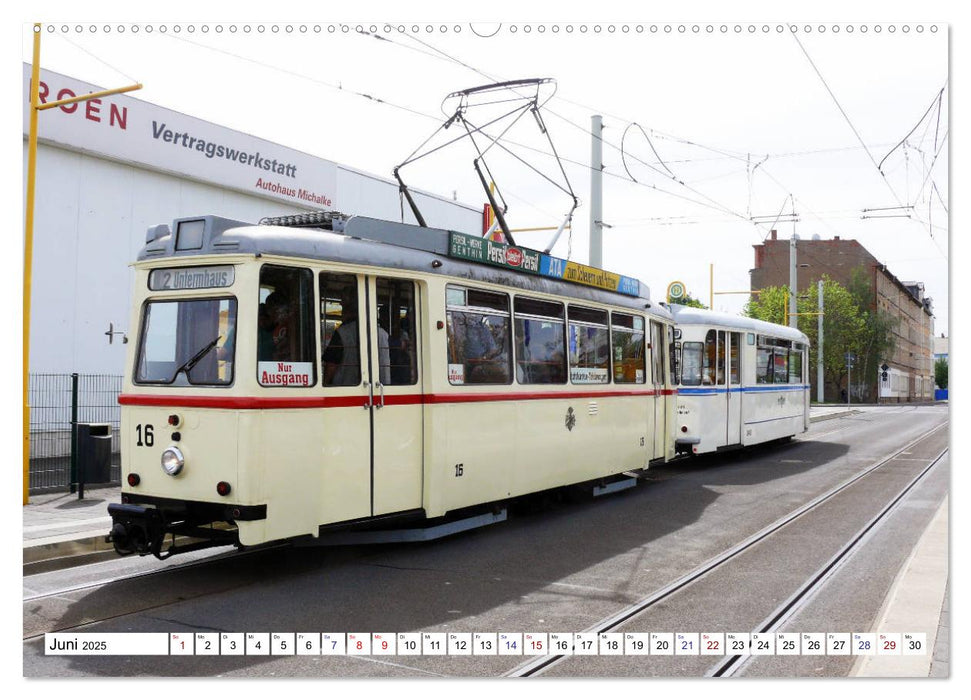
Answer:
[750,231,934,403]
[24,65,482,376]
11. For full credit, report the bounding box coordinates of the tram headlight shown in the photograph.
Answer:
[161,446,185,476]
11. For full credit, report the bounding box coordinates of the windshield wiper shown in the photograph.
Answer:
[169,335,221,382]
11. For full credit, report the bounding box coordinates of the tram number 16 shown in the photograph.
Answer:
[136,424,155,447]
[454,463,464,477]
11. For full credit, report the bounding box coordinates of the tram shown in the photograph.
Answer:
[108,212,678,558]
[668,305,811,456]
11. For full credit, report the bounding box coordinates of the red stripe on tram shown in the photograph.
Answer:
[118,394,367,409]
[119,388,678,410]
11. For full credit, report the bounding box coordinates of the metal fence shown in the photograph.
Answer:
[28,374,122,494]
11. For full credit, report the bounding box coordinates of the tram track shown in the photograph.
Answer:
[706,445,947,677]
[508,420,947,678]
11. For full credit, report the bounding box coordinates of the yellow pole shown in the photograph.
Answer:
[38,83,143,111]
[24,24,41,504]
[23,25,143,505]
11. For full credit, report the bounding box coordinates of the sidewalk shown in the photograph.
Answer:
[853,497,949,677]
[23,485,120,570]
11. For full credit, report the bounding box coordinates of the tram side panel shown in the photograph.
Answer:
[740,388,807,446]
[422,278,512,518]
[510,392,652,499]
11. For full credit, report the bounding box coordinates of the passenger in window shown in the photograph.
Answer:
[389,310,414,384]
[324,291,389,386]
[265,292,293,361]
[257,303,274,361]
[465,317,502,381]
[217,318,235,361]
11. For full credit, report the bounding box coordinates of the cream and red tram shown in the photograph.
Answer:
[108,213,677,558]
[668,304,810,456]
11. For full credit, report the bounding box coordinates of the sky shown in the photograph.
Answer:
[15,6,951,332]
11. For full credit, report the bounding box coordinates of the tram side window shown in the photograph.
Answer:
[377,278,418,386]
[789,345,803,384]
[681,342,704,386]
[446,286,512,385]
[729,332,741,384]
[320,273,361,386]
[773,349,789,383]
[569,306,609,384]
[703,330,717,385]
[756,346,773,384]
[668,325,677,386]
[515,297,567,384]
[650,321,665,386]
[612,312,646,384]
[258,265,316,387]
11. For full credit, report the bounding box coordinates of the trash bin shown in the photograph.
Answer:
[77,422,112,484]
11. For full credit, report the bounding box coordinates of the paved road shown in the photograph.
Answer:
[24,405,948,678]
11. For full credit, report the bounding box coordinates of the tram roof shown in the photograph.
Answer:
[139,214,670,319]
[668,304,810,344]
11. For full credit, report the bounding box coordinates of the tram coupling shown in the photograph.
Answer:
[107,503,237,560]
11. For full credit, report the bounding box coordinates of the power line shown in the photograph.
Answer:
[57,34,140,85]
[791,30,946,261]
[159,31,439,123]
[877,82,948,173]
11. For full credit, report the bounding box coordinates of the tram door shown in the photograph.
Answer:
[726,331,742,446]
[650,321,667,459]
[367,277,423,515]
[321,274,423,518]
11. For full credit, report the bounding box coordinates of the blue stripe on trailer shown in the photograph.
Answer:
[679,385,810,396]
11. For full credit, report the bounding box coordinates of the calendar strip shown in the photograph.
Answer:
[43,632,928,656]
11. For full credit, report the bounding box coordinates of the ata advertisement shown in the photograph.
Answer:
[448,231,640,297]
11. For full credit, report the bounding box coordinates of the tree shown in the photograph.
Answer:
[935,357,948,390]
[846,266,896,402]
[745,277,867,401]
[744,286,789,326]
[676,292,707,309]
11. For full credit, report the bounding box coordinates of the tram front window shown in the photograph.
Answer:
[135,298,237,385]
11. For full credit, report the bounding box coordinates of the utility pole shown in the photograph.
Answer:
[847,355,852,408]
[789,235,798,328]
[589,115,603,269]
[817,279,824,403]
